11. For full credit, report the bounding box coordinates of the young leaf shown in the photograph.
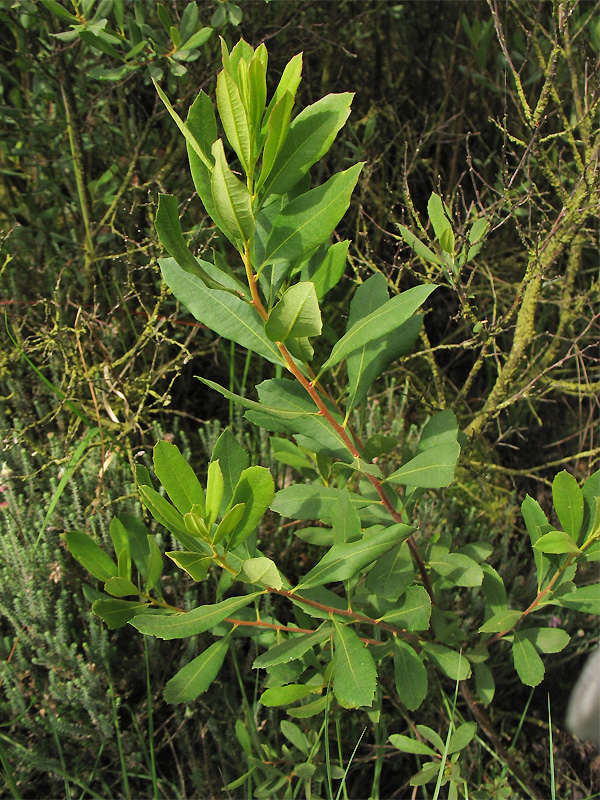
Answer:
[262,163,363,267]
[387,443,460,488]
[206,460,224,526]
[138,484,212,555]
[512,631,545,687]
[379,585,432,630]
[261,92,354,198]
[253,627,333,669]
[160,259,286,367]
[393,639,428,711]
[256,91,294,194]
[65,531,118,582]
[166,551,212,582]
[262,52,302,133]
[153,440,207,517]
[211,139,255,244]
[521,494,550,587]
[164,638,229,704]
[238,556,282,589]
[130,592,263,639]
[427,193,451,241]
[333,620,377,708]
[213,503,246,546]
[319,284,436,375]
[92,598,150,630]
[248,54,267,140]
[296,523,413,589]
[227,466,275,549]
[153,80,214,171]
[216,68,251,173]
[211,429,249,512]
[264,282,322,341]
[553,470,584,540]
[396,224,445,268]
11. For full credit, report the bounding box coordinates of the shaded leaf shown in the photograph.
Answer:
[393,639,427,711]
[66,531,118,582]
[512,632,545,687]
[254,627,333,669]
[166,551,212,582]
[379,585,431,631]
[92,598,150,630]
[164,638,229,703]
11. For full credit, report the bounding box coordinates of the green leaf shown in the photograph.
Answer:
[130,592,263,639]
[206,460,224,526]
[331,488,362,545]
[256,91,294,194]
[481,564,507,613]
[393,639,427,711]
[254,627,333,668]
[333,620,377,708]
[211,139,255,244]
[387,443,460,488]
[301,240,349,300]
[389,734,437,757]
[104,577,139,597]
[66,531,118,582]
[555,584,600,614]
[213,503,246,546]
[427,193,451,241]
[109,517,130,564]
[138,484,208,554]
[396,224,445,267]
[479,609,522,634]
[200,378,315,423]
[474,662,495,706]
[533,530,581,555]
[262,92,354,198]
[447,722,477,754]
[466,217,489,262]
[160,259,285,366]
[512,632,545,687]
[418,410,458,451]
[297,523,413,589]
[216,68,251,173]
[422,643,471,680]
[115,514,150,579]
[379,586,432,631]
[581,469,600,541]
[271,484,372,521]
[145,535,163,592]
[262,52,302,127]
[92,598,150,630]
[166,551,212,581]
[265,282,322,341]
[366,542,413,600]
[320,284,436,375]
[553,471,584,540]
[262,163,363,266]
[429,549,483,587]
[238,557,282,589]
[164,638,229,704]
[227,466,275,549]
[518,627,570,653]
[260,684,321,707]
[153,80,213,172]
[155,194,232,290]
[153,440,207,517]
[211,429,249,513]
[521,495,550,586]
[287,696,328,718]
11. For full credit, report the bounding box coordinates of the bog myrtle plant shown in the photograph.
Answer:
[67,38,600,793]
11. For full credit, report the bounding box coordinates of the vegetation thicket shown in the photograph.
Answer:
[0,1,598,798]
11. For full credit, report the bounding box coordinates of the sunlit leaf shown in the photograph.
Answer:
[332,620,377,708]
